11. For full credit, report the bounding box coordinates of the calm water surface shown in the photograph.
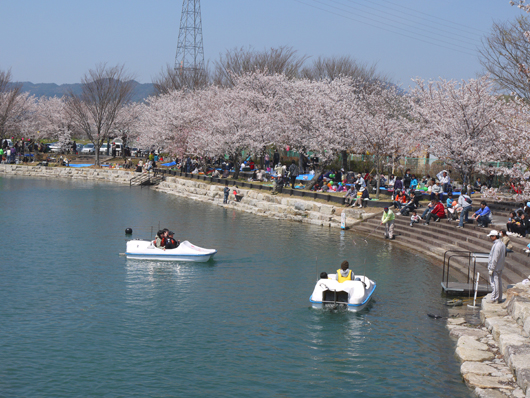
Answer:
[0,177,470,397]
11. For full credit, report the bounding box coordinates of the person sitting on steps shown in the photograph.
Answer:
[352,187,369,208]
[410,210,421,227]
[472,201,492,228]
[423,199,445,225]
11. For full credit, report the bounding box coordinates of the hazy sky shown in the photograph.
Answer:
[0,0,521,86]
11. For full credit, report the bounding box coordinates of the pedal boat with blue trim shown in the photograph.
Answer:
[126,240,217,262]
[309,274,376,312]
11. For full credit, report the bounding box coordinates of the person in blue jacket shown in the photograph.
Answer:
[472,201,492,227]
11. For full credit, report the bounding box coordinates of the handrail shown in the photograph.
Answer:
[442,250,489,293]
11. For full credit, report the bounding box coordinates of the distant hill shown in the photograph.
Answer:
[18,81,155,102]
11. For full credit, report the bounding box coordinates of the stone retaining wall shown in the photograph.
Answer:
[157,176,379,228]
[0,165,380,228]
[447,284,530,398]
[0,164,135,184]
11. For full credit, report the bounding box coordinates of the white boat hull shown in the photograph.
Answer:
[309,275,376,312]
[126,240,217,262]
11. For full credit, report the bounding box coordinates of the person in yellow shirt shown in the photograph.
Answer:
[381,207,396,240]
[336,261,354,283]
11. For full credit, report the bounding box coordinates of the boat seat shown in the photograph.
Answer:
[322,290,349,304]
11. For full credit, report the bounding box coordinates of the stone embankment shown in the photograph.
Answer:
[447,284,530,398]
[156,176,378,228]
[0,164,135,184]
[0,165,379,228]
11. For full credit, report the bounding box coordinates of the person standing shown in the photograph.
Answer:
[273,149,280,168]
[289,160,299,188]
[381,207,396,240]
[403,169,412,190]
[223,185,230,204]
[456,190,473,228]
[486,230,506,303]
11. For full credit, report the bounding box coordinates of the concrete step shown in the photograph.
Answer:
[358,217,529,285]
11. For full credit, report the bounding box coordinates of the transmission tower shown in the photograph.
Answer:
[174,0,205,74]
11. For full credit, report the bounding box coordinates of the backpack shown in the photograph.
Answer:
[464,196,472,205]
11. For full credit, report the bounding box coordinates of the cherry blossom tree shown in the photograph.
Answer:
[352,81,409,198]
[136,89,203,157]
[409,76,508,186]
[32,96,72,147]
[0,69,36,142]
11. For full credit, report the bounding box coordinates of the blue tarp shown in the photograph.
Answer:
[68,164,94,168]
[161,161,177,167]
[296,174,315,181]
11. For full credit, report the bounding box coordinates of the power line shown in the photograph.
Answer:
[293,0,479,56]
[310,0,478,52]
[370,0,490,36]
[337,0,483,46]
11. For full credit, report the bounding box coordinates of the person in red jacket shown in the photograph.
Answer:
[423,199,445,225]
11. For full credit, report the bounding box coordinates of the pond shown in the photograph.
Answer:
[0,176,469,397]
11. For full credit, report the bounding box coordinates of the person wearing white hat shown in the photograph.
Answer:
[487,229,506,303]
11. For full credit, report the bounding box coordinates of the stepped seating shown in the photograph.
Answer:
[354,202,530,287]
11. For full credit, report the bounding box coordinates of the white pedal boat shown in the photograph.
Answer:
[309,274,376,312]
[126,240,217,262]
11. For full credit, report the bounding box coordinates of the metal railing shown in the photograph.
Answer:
[442,249,489,292]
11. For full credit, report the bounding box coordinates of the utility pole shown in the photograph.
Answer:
[175,0,205,76]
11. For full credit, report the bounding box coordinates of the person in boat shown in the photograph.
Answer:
[320,272,329,279]
[336,261,354,282]
[165,231,180,249]
[154,229,168,249]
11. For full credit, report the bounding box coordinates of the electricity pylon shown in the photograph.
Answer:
[175,0,205,75]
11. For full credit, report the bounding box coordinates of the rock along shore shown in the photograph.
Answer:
[447,284,530,398]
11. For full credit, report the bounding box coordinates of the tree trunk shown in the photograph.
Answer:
[95,142,100,166]
[232,153,240,180]
[375,155,381,200]
[306,167,324,190]
[341,150,348,171]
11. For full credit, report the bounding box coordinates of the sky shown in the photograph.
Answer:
[0,0,522,87]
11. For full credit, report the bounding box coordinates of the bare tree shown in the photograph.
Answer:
[0,69,34,141]
[152,63,210,95]
[301,55,390,83]
[480,15,530,98]
[66,64,136,166]
[213,46,308,87]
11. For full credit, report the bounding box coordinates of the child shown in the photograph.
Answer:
[410,211,421,227]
